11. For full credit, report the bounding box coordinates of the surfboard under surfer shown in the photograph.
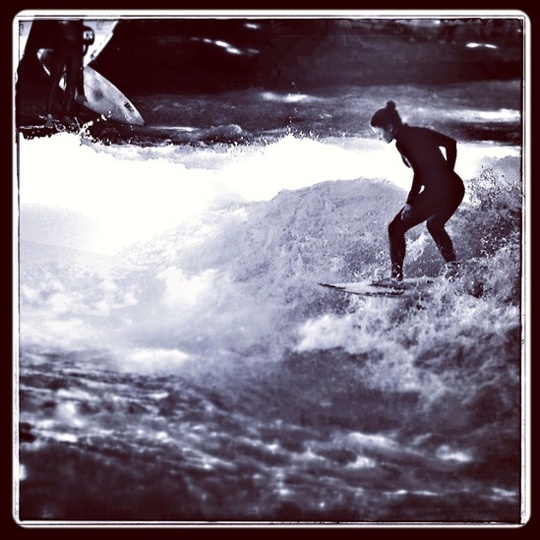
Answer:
[370,100,465,283]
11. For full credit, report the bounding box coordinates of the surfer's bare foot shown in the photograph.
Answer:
[45,114,54,129]
[62,116,79,130]
[443,261,460,280]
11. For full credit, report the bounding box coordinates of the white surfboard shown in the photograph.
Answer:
[73,65,145,125]
[37,48,145,126]
[82,19,119,65]
[319,277,435,298]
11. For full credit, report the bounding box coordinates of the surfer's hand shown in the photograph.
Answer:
[401,204,412,221]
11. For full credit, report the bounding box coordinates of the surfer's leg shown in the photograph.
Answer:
[426,182,465,264]
[388,212,407,280]
[388,194,432,279]
[426,219,457,262]
[75,64,86,104]
[46,55,67,118]
[62,52,79,120]
[388,211,425,280]
[426,218,460,279]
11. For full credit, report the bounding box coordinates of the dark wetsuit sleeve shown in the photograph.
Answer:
[430,130,457,171]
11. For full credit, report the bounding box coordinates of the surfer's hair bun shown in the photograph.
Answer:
[370,100,403,129]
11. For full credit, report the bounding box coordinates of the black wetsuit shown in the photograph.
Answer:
[389,124,465,280]
[46,20,84,119]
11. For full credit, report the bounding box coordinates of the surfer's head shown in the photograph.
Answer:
[370,100,403,143]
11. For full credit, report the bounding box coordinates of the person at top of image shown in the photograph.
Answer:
[45,19,92,129]
[370,100,465,283]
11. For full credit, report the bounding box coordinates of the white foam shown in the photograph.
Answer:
[17,133,519,254]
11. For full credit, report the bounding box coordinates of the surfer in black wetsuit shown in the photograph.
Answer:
[370,100,465,282]
[45,19,87,129]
